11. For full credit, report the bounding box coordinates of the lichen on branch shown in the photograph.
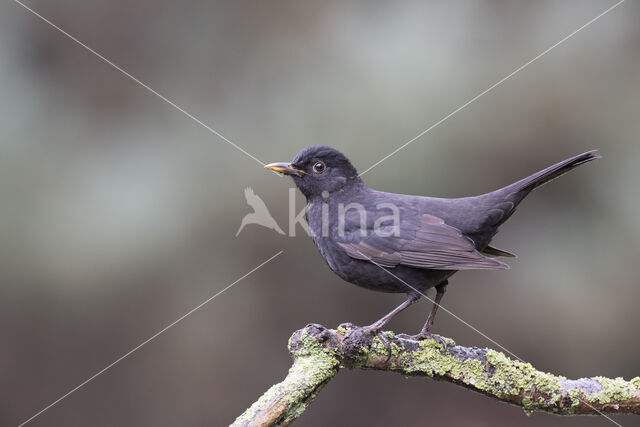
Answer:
[232,324,640,426]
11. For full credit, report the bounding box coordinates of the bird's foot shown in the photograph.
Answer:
[396,331,449,353]
[360,325,381,335]
[337,322,356,331]
[360,324,393,362]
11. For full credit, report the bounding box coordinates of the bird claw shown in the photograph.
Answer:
[396,332,449,353]
[338,322,356,331]
[360,325,381,335]
[360,325,393,362]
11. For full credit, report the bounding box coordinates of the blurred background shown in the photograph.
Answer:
[1,0,639,425]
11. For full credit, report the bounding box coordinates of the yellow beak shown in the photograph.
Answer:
[264,162,306,177]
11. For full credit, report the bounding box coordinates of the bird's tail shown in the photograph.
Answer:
[502,150,600,197]
[469,150,600,241]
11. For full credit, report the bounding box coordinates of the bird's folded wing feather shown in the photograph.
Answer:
[338,213,509,271]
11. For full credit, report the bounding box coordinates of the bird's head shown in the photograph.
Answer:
[265,145,363,199]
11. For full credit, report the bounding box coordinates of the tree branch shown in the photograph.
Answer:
[232,324,640,426]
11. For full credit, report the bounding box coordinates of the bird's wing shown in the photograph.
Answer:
[338,212,509,271]
[481,245,517,258]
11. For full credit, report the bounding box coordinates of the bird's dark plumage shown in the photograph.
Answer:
[265,145,599,338]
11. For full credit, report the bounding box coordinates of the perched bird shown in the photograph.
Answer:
[265,146,599,340]
[236,187,285,237]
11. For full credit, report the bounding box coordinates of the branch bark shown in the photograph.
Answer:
[232,324,640,426]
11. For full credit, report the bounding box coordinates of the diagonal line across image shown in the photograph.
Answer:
[11,0,627,425]
[18,251,284,426]
[13,0,268,169]
[358,250,624,427]
[358,0,625,177]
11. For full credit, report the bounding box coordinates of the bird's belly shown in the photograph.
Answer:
[314,236,453,295]
[342,261,454,294]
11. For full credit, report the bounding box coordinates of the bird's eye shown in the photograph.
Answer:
[312,161,326,174]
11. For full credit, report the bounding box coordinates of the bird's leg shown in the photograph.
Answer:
[420,281,447,336]
[362,294,420,334]
[360,294,420,362]
[397,281,449,351]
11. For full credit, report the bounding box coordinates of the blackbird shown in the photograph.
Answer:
[265,146,599,340]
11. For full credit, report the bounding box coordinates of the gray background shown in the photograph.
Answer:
[1,0,638,426]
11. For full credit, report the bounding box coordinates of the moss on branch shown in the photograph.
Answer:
[232,324,640,426]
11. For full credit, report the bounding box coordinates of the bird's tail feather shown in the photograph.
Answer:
[505,150,600,196]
